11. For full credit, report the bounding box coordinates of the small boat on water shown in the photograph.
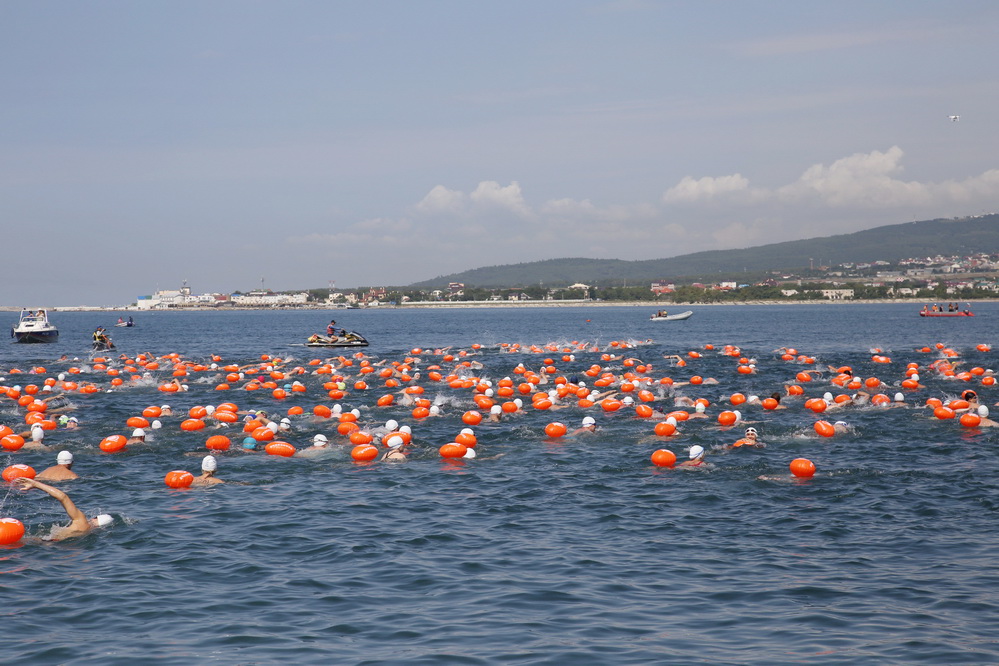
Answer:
[301,331,369,347]
[11,309,59,343]
[115,318,135,327]
[650,310,693,321]
[919,311,974,317]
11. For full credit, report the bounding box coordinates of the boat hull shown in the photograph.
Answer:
[919,312,974,317]
[650,311,693,321]
[13,330,59,343]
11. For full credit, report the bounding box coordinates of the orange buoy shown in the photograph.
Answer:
[761,398,779,410]
[544,422,567,438]
[313,405,332,418]
[634,404,654,418]
[164,470,194,488]
[789,458,816,478]
[349,431,374,446]
[252,426,276,441]
[654,421,677,437]
[206,435,231,451]
[933,407,956,420]
[959,413,982,428]
[376,394,395,407]
[718,411,737,426]
[265,441,296,457]
[0,517,25,545]
[455,431,477,447]
[439,442,468,458]
[1,435,25,451]
[126,416,150,429]
[99,435,127,453]
[462,410,483,425]
[143,406,163,418]
[813,420,835,437]
[2,464,36,482]
[650,449,676,467]
[350,444,378,461]
[730,393,746,406]
[180,419,206,431]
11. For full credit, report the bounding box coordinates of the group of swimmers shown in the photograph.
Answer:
[2,333,995,541]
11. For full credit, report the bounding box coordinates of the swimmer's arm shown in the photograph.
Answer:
[17,478,88,523]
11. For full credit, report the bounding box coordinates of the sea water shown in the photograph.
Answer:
[1,304,998,664]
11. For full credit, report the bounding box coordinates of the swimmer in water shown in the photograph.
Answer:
[570,416,598,436]
[191,456,224,485]
[126,428,146,445]
[381,435,408,462]
[35,450,79,482]
[729,426,765,449]
[678,445,709,468]
[14,477,112,540]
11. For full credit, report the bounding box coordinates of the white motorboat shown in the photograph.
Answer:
[649,310,693,321]
[11,309,59,343]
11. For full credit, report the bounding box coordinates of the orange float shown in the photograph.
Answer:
[959,413,982,428]
[164,470,194,488]
[654,421,677,437]
[0,517,25,545]
[265,441,296,457]
[439,442,468,458]
[2,464,36,482]
[180,419,206,431]
[99,435,127,453]
[206,435,231,451]
[717,411,737,426]
[1,435,25,451]
[813,421,835,437]
[350,444,379,461]
[544,422,567,438]
[650,449,676,467]
[789,458,816,478]
[462,411,483,425]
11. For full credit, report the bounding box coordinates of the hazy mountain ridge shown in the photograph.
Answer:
[409,215,999,288]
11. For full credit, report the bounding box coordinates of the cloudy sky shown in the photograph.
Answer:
[2,1,998,306]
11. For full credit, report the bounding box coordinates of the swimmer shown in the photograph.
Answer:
[380,435,408,462]
[767,392,788,410]
[678,444,710,468]
[729,426,765,449]
[832,421,850,434]
[35,450,80,482]
[126,428,146,445]
[191,456,224,485]
[14,477,112,540]
[570,416,598,436]
[294,434,331,457]
[488,405,502,422]
[974,406,999,428]
[687,402,709,419]
[160,405,173,416]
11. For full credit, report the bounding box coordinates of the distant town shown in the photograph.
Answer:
[132,252,999,310]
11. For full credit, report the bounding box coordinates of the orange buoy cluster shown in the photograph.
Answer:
[0,335,995,542]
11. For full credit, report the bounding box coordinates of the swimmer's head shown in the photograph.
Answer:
[978,405,990,418]
[57,415,69,426]
[894,393,905,403]
[242,437,257,450]
[962,390,978,401]
[694,403,706,413]
[744,427,758,438]
[385,419,399,432]
[581,416,596,427]
[463,447,476,459]
[834,421,847,428]
[386,435,405,449]
[57,450,73,465]
[312,434,329,447]
[490,405,502,415]
[622,396,634,405]
[151,420,162,429]
[93,514,113,528]
[689,445,705,460]
[429,405,440,415]
[31,425,44,442]
[202,455,217,472]
[132,428,145,438]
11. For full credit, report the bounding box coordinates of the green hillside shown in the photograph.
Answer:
[409,214,999,288]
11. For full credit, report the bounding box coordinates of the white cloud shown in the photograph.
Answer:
[415,185,466,215]
[663,174,750,203]
[469,180,532,218]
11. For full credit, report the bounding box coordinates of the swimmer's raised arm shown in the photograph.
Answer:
[16,477,88,524]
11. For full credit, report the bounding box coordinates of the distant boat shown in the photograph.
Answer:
[11,309,59,343]
[650,310,693,321]
[300,331,369,347]
[919,311,974,317]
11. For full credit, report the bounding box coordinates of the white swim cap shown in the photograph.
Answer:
[161,405,170,410]
[834,420,847,427]
[823,392,833,402]
[95,514,113,527]
[31,426,44,442]
[666,416,677,426]
[514,398,523,408]
[57,451,73,465]
[490,405,502,414]
[132,428,145,437]
[747,395,759,403]
[429,405,440,415]
[205,405,216,416]
[332,404,343,413]
[399,425,412,435]
[582,416,596,426]
[460,428,474,436]
[484,388,494,397]
[386,435,404,448]
[151,420,162,429]
[894,393,904,402]
[312,434,328,446]
[732,410,742,422]
[350,409,361,418]
[745,427,758,436]
[41,385,52,392]
[280,417,291,424]
[622,396,634,405]
[385,419,399,432]
[978,405,990,418]
[58,373,66,381]
[689,445,705,459]
[463,447,477,459]
[910,374,919,382]
[266,422,279,434]
[695,403,706,413]
[202,455,218,472]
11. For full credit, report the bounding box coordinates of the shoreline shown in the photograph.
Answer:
[4,297,993,312]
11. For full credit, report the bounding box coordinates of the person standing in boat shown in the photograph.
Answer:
[326,320,340,339]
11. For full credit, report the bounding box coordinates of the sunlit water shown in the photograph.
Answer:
[1,304,998,664]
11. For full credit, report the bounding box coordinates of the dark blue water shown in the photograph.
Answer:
[2,304,998,664]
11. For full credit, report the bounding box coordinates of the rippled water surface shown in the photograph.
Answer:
[2,304,999,664]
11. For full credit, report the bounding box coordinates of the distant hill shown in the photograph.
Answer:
[409,214,999,288]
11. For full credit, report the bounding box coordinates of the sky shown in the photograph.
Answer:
[2,1,998,306]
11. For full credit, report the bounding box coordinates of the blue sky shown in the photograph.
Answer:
[2,1,997,306]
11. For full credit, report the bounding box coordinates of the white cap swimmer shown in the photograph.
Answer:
[132,428,145,437]
[94,514,113,528]
[978,405,990,418]
[151,420,162,429]
[385,419,399,432]
[490,405,502,415]
[57,451,73,465]
[385,435,405,449]
[312,434,328,447]
[582,416,596,427]
[894,393,905,402]
[689,445,705,460]
[463,447,476,459]
[202,455,217,472]
[695,403,706,413]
